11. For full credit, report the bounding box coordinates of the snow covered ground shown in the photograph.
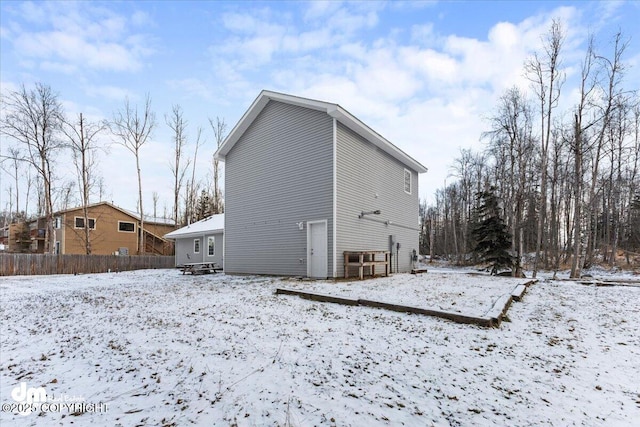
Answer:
[1,268,638,426]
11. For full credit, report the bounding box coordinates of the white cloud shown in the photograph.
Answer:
[13,31,144,72]
[399,46,458,86]
[166,78,213,100]
[40,61,77,74]
[16,1,48,25]
[4,2,155,73]
[303,0,344,21]
[213,3,384,71]
[218,3,598,203]
[327,7,379,34]
[131,10,153,28]
[410,23,438,46]
[281,27,333,52]
[84,85,133,102]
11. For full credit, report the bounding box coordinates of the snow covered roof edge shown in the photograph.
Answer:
[164,214,224,239]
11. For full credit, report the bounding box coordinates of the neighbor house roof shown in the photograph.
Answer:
[214,90,428,174]
[164,214,224,240]
[29,201,176,226]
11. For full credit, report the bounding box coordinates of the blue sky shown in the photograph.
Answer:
[1,0,639,215]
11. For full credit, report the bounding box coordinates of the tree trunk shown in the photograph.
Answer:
[137,152,145,255]
[571,115,583,278]
[429,217,435,263]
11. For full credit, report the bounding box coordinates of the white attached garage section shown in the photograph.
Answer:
[164,214,224,268]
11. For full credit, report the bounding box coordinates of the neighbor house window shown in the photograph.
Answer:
[118,221,135,232]
[75,217,96,229]
[54,217,62,229]
[404,169,412,194]
[208,236,215,256]
[194,239,200,254]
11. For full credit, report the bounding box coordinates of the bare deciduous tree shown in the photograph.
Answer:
[152,191,159,219]
[166,105,190,225]
[525,19,565,278]
[582,32,629,270]
[110,94,156,255]
[61,112,106,254]
[0,146,22,221]
[209,116,227,215]
[185,127,205,225]
[484,86,536,276]
[0,83,64,253]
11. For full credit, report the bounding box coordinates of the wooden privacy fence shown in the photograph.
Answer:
[0,254,175,276]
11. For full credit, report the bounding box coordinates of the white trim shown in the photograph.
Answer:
[118,220,136,233]
[332,117,337,278]
[193,238,201,254]
[306,219,328,279]
[404,168,412,195]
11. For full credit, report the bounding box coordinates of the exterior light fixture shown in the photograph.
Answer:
[359,210,381,218]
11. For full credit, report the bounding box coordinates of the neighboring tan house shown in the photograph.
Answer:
[26,202,175,255]
[164,214,224,267]
[215,90,428,278]
[0,222,31,252]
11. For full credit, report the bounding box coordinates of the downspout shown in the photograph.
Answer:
[332,117,337,278]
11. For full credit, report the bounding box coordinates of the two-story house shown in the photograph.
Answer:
[215,90,427,278]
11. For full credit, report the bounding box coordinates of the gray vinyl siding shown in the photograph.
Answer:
[174,232,224,267]
[336,122,420,276]
[224,100,334,276]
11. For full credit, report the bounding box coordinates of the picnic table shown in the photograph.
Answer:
[181,262,222,275]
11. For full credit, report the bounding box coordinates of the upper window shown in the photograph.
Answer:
[118,221,135,232]
[194,239,201,254]
[207,236,215,256]
[404,169,412,194]
[75,217,96,229]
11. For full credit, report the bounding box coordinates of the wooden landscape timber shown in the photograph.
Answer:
[276,279,537,328]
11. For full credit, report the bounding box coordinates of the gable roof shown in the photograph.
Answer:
[214,90,428,174]
[31,201,175,226]
[164,214,224,240]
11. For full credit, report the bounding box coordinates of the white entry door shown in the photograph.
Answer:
[307,220,327,279]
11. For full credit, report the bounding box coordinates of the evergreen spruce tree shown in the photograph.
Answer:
[471,187,513,275]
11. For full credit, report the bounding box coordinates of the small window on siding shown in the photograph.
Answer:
[208,236,215,256]
[404,169,412,194]
[194,239,200,254]
[118,221,135,232]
